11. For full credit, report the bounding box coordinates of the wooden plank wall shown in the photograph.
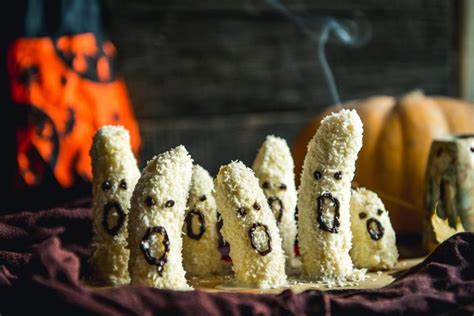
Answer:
[103,0,458,175]
[460,0,474,101]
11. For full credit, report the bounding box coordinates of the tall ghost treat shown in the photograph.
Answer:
[298,109,363,281]
[252,135,298,267]
[350,188,398,270]
[128,146,193,290]
[183,164,223,277]
[215,161,286,289]
[89,125,140,285]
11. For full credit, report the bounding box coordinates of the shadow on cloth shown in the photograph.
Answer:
[0,202,473,315]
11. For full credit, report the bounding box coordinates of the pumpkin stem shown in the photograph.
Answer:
[394,89,426,107]
[404,89,425,98]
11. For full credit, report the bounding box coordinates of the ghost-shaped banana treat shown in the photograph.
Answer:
[298,109,363,281]
[350,188,398,270]
[215,161,286,289]
[128,146,193,290]
[252,135,297,267]
[182,164,223,277]
[89,125,140,285]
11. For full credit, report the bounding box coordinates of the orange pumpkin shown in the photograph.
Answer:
[293,91,474,235]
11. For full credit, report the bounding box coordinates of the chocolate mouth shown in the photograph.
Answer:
[366,218,385,241]
[102,201,126,236]
[316,193,340,233]
[185,209,206,240]
[248,223,272,256]
[140,226,170,276]
[267,196,284,224]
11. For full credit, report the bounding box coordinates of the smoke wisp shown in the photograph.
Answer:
[266,0,371,107]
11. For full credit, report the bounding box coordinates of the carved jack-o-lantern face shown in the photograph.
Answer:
[55,33,117,83]
[16,105,59,185]
[7,33,141,190]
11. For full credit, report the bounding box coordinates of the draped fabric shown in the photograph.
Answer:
[0,201,473,315]
[2,0,140,211]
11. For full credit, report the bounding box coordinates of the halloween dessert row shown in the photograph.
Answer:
[88,109,399,290]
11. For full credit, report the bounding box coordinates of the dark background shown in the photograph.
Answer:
[102,0,459,174]
[0,0,460,183]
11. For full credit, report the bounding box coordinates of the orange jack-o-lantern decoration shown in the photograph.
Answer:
[8,33,140,189]
[55,33,116,83]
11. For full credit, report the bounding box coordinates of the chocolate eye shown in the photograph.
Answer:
[377,209,384,216]
[359,212,367,219]
[145,196,156,207]
[262,181,271,189]
[101,180,112,191]
[334,171,343,180]
[253,202,261,210]
[119,179,127,190]
[279,183,287,190]
[237,207,247,217]
[165,200,175,208]
[199,195,207,202]
[313,170,322,180]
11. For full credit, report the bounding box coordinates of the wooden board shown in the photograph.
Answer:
[87,257,423,294]
[105,1,457,119]
[189,258,422,294]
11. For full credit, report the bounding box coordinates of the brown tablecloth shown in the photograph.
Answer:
[0,201,473,315]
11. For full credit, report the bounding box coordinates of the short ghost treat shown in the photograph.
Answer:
[252,135,297,267]
[350,188,398,270]
[215,161,286,289]
[182,164,223,277]
[298,109,363,281]
[89,125,140,285]
[128,146,193,290]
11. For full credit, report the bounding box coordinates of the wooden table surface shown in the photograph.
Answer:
[188,257,423,294]
[87,257,423,294]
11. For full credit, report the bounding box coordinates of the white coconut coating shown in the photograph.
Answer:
[89,125,140,285]
[252,135,297,267]
[128,145,193,290]
[214,161,287,289]
[350,188,398,270]
[298,109,363,281]
[182,164,223,277]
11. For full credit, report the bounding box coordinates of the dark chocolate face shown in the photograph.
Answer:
[237,207,247,217]
[261,180,287,225]
[102,201,126,236]
[313,169,343,182]
[313,169,343,234]
[248,223,272,256]
[143,196,176,210]
[236,201,261,218]
[267,196,284,224]
[100,177,129,236]
[316,193,340,233]
[358,208,386,241]
[261,180,288,192]
[140,226,170,276]
[185,209,206,240]
[366,218,384,241]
